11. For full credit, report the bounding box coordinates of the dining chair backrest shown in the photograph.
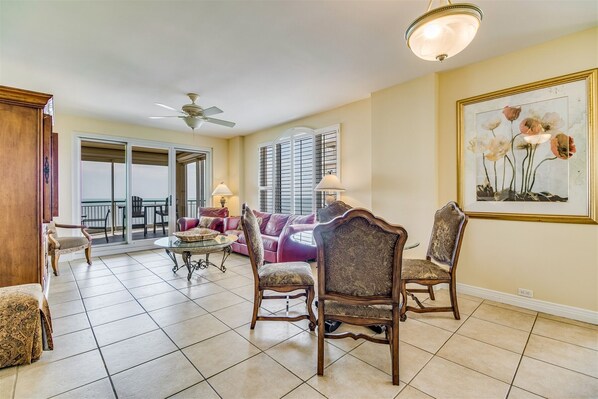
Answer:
[426,201,468,270]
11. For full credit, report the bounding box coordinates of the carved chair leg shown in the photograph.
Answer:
[306,286,316,331]
[250,288,261,329]
[399,281,408,322]
[51,254,59,276]
[317,301,325,376]
[450,279,460,320]
[390,318,400,385]
[85,246,92,265]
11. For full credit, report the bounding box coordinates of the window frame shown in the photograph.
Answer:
[258,124,340,214]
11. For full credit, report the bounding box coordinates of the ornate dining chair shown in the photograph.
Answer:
[317,200,352,223]
[313,208,407,385]
[400,201,468,321]
[47,221,92,276]
[241,203,316,330]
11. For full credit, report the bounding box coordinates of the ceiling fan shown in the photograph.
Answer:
[149,93,236,130]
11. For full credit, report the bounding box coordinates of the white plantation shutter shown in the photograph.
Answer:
[258,124,340,214]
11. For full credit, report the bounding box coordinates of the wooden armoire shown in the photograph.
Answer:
[0,86,58,291]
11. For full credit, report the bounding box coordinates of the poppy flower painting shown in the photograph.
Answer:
[458,70,596,224]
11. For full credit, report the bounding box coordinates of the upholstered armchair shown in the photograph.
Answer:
[400,201,468,321]
[313,208,407,385]
[47,221,92,276]
[241,203,316,330]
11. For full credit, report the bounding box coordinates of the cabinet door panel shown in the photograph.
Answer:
[42,114,52,222]
[52,132,59,217]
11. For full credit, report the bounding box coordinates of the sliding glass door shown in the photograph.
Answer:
[78,137,210,249]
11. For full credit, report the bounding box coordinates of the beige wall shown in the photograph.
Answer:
[242,98,373,210]
[239,27,597,312]
[371,73,438,258]
[54,114,229,224]
[436,28,598,311]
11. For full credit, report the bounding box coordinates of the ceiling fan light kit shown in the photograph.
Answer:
[406,0,483,62]
[150,92,236,131]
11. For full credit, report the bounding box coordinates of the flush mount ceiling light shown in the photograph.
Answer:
[405,0,483,62]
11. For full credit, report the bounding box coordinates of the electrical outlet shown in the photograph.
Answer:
[518,288,533,298]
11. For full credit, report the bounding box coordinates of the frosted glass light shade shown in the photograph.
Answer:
[184,116,204,130]
[314,174,345,192]
[406,3,482,62]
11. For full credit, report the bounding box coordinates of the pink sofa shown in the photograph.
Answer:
[178,208,317,263]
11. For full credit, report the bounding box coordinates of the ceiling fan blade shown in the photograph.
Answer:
[204,117,236,128]
[149,116,184,119]
[155,103,184,114]
[202,106,223,116]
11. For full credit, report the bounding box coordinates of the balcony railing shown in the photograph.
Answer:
[81,199,205,232]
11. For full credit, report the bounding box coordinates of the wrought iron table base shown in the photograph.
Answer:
[166,246,233,280]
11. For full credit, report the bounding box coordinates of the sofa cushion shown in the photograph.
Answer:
[287,213,316,225]
[199,207,229,218]
[263,214,291,236]
[253,211,272,233]
[262,235,279,252]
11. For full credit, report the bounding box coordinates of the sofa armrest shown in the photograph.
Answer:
[277,223,317,263]
[177,217,199,232]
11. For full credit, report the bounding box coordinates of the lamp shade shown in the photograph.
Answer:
[314,174,345,192]
[406,2,483,62]
[212,182,233,196]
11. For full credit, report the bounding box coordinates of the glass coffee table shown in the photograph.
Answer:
[154,235,238,280]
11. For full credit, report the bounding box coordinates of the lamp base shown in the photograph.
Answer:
[324,194,337,206]
[220,197,226,208]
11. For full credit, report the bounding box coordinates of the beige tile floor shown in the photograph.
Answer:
[2,250,597,399]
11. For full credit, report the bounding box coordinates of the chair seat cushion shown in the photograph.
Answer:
[56,237,89,250]
[258,262,314,287]
[402,259,450,280]
[325,300,393,321]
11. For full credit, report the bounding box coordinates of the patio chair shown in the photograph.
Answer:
[154,197,169,234]
[122,196,147,237]
[82,209,110,243]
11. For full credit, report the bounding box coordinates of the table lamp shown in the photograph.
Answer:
[314,172,345,205]
[212,182,233,208]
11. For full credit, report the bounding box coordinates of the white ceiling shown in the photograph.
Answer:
[1,1,596,138]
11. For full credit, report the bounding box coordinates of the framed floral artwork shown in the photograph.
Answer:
[457,69,597,224]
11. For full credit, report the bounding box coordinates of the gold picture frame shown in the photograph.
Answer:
[457,69,597,224]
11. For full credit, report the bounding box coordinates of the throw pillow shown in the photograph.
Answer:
[198,216,217,228]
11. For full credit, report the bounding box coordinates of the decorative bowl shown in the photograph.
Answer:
[173,228,219,242]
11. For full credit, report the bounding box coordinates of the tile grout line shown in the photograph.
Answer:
[505,312,539,399]
[68,257,120,399]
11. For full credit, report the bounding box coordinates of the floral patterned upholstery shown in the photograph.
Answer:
[320,217,399,297]
[241,205,265,268]
[427,202,467,268]
[258,262,314,287]
[317,200,352,223]
[0,284,53,368]
[402,259,450,280]
[325,300,393,321]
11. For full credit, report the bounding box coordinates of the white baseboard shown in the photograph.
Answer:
[456,283,598,325]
